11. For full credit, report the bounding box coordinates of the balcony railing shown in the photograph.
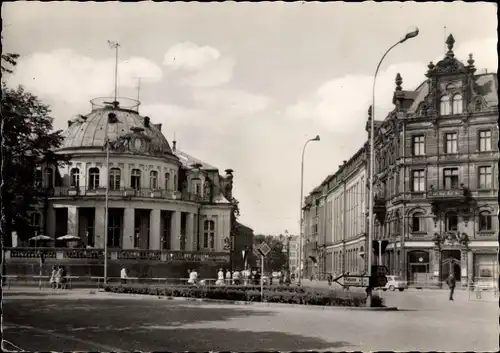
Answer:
[5,247,230,263]
[50,186,207,203]
[427,188,467,201]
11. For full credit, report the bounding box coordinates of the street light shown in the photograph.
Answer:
[366,27,419,307]
[298,135,320,286]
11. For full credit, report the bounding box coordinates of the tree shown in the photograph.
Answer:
[254,234,288,272]
[1,55,66,247]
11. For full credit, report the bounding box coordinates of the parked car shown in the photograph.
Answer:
[382,275,408,292]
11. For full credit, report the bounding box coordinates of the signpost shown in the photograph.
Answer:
[257,242,271,301]
[343,275,370,287]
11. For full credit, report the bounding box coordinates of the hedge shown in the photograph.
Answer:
[104,284,384,307]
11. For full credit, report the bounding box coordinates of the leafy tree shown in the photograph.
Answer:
[254,234,288,272]
[1,54,66,248]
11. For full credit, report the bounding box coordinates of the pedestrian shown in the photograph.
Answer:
[446,273,456,301]
[225,269,231,285]
[120,266,128,285]
[216,268,225,286]
[49,265,57,289]
[55,265,62,289]
[328,273,333,286]
[232,269,241,285]
[60,265,68,289]
[189,268,198,286]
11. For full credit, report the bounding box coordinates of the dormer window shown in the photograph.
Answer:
[440,96,451,116]
[192,178,202,196]
[452,94,463,114]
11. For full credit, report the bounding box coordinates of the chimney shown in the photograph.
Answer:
[172,140,177,151]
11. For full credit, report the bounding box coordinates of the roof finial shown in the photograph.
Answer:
[395,73,403,91]
[445,34,455,58]
[172,132,177,151]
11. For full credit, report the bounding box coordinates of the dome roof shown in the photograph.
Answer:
[60,98,174,157]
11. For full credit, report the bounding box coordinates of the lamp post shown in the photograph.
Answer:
[298,135,320,287]
[366,27,419,307]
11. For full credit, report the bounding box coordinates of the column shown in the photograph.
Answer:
[185,213,195,251]
[467,250,474,287]
[460,247,468,287]
[46,207,56,239]
[67,206,79,237]
[149,209,161,250]
[170,211,181,250]
[94,207,106,248]
[431,247,441,286]
[122,208,135,249]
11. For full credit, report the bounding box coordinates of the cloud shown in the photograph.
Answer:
[286,36,497,133]
[9,48,163,104]
[163,42,235,87]
[192,88,272,115]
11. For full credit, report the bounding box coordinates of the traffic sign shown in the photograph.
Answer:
[257,242,271,257]
[343,276,369,287]
[253,246,261,258]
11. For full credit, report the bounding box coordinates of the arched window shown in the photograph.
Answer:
[164,172,170,190]
[479,211,492,231]
[109,168,121,190]
[131,169,141,190]
[70,168,80,188]
[44,167,53,188]
[452,94,463,114]
[150,171,158,189]
[203,220,215,249]
[445,212,458,232]
[411,212,425,233]
[88,168,100,189]
[440,96,451,116]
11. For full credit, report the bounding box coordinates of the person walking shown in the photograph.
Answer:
[49,265,57,289]
[216,268,225,286]
[225,269,231,285]
[446,273,456,301]
[120,266,128,285]
[55,265,63,289]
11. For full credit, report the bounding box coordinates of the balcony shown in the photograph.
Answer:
[5,247,230,263]
[427,186,469,203]
[50,187,207,203]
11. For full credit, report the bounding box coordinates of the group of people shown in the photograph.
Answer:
[49,265,68,289]
[215,268,268,286]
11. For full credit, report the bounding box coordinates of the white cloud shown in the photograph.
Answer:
[163,42,235,87]
[192,88,272,115]
[9,49,163,104]
[286,36,497,133]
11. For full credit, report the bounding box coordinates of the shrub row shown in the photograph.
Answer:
[104,284,384,307]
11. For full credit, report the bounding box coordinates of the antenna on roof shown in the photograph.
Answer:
[107,40,120,104]
[136,77,141,102]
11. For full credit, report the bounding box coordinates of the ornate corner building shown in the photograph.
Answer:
[7,97,236,278]
[303,34,498,288]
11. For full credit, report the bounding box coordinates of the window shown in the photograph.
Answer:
[478,166,492,189]
[191,178,201,195]
[173,174,177,191]
[203,220,215,249]
[412,170,425,192]
[445,132,458,154]
[34,169,42,189]
[479,130,492,152]
[44,167,53,188]
[107,211,122,248]
[109,168,121,190]
[411,212,424,233]
[164,172,170,190]
[443,168,459,189]
[445,212,458,231]
[412,135,425,156]
[440,96,451,116]
[452,94,463,114]
[88,167,100,189]
[131,169,141,190]
[31,212,41,233]
[70,168,80,188]
[150,171,158,189]
[479,211,492,231]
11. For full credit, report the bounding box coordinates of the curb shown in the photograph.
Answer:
[94,291,398,311]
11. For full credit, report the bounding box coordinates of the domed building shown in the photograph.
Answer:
[16,97,235,278]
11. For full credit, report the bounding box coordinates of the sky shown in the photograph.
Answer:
[2,2,498,236]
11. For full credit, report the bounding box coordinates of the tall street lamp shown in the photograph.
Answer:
[366,27,419,307]
[298,135,320,286]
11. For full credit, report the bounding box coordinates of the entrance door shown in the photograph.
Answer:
[441,250,461,282]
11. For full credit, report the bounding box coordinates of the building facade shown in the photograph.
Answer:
[7,97,235,278]
[303,146,368,279]
[369,34,498,287]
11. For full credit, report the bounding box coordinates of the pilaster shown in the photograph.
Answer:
[122,208,135,249]
[170,211,181,250]
[94,207,106,248]
[185,213,195,251]
[150,209,161,250]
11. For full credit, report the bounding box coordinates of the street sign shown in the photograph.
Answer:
[343,276,370,287]
[257,242,271,257]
